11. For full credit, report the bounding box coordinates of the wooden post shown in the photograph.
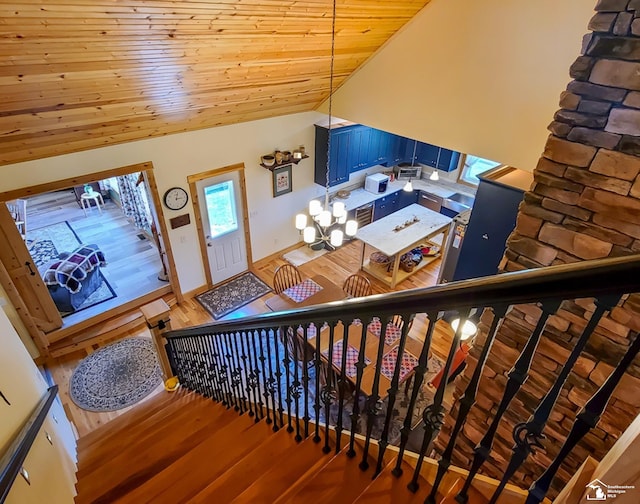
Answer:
[140,299,173,381]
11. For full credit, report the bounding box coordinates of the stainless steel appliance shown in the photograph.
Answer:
[354,202,374,227]
[418,191,443,212]
[364,173,389,194]
[393,163,421,180]
[438,209,472,284]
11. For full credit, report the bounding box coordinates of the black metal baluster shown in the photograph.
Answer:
[258,328,273,425]
[281,326,294,433]
[244,330,260,421]
[184,337,197,391]
[213,334,233,409]
[408,308,470,493]
[291,325,303,441]
[375,312,412,476]
[265,328,279,430]
[205,334,223,403]
[347,318,369,459]
[302,324,311,438]
[238,330,254,418]
[335,320,350,454]
[527,330,640,504]
[273,327,285,427]
[249,329,264,420]
[488,295,620,504]
[427,306,507,503]
[360,315,389,471]
[230,331,247,414]
[392,310,438,477]
[195,335,213,399]
[224,332,243,413]
[323,321,338,454]
[313,322,322,443]
[456,300,561,503]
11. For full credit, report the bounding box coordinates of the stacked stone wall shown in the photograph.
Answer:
[434,0,640,495]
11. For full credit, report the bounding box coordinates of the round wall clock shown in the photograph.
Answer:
[163,187,189,210]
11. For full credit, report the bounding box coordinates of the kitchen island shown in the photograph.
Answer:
[356,204,451,288]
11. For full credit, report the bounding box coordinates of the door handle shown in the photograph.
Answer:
[207,242,212,247]
[25,261,36,276]
[482,234,489,240]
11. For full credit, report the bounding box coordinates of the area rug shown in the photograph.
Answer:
[28,221,81,265]
[70,337,162,412]
[283,246,328,267]
[60,271,117,318]
[196,272,272,319]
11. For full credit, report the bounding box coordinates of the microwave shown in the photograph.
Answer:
[393,163,422,180]
[364,173,389,194]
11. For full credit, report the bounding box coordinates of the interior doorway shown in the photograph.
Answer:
[189,163,253,287]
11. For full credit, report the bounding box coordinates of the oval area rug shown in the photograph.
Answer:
[70,337,162,412]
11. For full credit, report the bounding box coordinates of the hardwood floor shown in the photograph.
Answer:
[47,239,456,439]
[25,188,167,327]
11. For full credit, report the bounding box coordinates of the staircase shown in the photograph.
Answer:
[74,389,527,504]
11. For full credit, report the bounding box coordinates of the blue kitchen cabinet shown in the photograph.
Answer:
[373,192,398,221]
[389,134,408,165]
[437,149,461,172]
[314,125,351,187]
[349,126,375,172]
[397,189,419,210]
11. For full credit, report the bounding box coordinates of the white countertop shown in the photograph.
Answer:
[333,178,475,212]
[356,204,452,256]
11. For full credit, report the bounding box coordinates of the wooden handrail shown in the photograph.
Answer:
[165,253,640,339]
[0,385,58,503]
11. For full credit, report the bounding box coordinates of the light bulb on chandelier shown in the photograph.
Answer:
[293,0,358,251]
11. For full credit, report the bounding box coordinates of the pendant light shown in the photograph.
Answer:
[294,0,358,250]
[403,139,418,192]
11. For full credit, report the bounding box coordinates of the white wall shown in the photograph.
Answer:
[0,308,77,504]
[325,0,595,170]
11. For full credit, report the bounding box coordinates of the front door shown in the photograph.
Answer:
[196,170,248,284]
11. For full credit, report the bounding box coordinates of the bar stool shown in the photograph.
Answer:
[81,191,104,216]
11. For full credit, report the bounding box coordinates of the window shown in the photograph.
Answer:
[459,155,502,185]
[204,181,238,238]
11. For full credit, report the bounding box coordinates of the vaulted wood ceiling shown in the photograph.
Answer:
[0,0,430,166]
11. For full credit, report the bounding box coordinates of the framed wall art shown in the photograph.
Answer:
[272,164,292,197]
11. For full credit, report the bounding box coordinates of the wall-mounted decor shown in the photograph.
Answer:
[169,213,191,229]
[272,164,292,198]
[260,146,308,170]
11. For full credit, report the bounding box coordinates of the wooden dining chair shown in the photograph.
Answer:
[6,199,27,241]
[273,263,303,294]
[343,273,372,298]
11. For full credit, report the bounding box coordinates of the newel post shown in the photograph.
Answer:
[140,299,174,381]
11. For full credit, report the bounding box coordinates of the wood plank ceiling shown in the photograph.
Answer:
[0,0,430,166]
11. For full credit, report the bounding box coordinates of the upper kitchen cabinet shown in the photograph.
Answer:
[314,125,351,187]
[410,141,460,172]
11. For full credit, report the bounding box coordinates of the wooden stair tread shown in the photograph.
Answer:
[275,447,377,504]
[77,388,183,451]
[189,426,300,503]
[231,437,336,503]
[77,392,221,477]
[75,399,234,503]
[114,415,276,504]
[353,458,434,503]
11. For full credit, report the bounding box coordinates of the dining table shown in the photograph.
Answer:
[264,274,347,312]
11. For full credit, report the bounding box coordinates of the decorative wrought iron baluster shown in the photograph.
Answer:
[347,318,369,459]
[213,334,233,409]
[272,327,285,427]
[392,310,438,477]
[248,330,264,420]
[427,306,507,504]
[165,339,178,379]
[205,334,223,403]
[313,322,322,443]
[302,324,311,438]
[238,330,254,418]
[375,313,413,476]
[265,328,279,430]
[323,321,338,454]
[281,326,294,433]
[408,309,470,493]
[224,332,243,413]
[243,330,260,421]
[334,320,350,453]
[184,337,197,391]
[526,330,640,504]
[488,295,620,504]
[291,325,303,441]
[360,315,389,471]
[456,300,561,503]
[258,328,273,425]
[195,336,212,398]
[230,330,248,414]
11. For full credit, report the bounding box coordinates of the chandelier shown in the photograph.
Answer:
[294,0,358,251]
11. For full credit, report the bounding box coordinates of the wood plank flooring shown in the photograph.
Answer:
[25,188,167,327]
[48,238,456,439]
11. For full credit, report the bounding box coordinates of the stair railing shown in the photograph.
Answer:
[163,254,640,503]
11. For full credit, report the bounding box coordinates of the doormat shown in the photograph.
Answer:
[196,272,272,319]
[282,246,327,267]
[69,337,162,412]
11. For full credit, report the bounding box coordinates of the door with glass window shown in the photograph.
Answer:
[195,171,248,284]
